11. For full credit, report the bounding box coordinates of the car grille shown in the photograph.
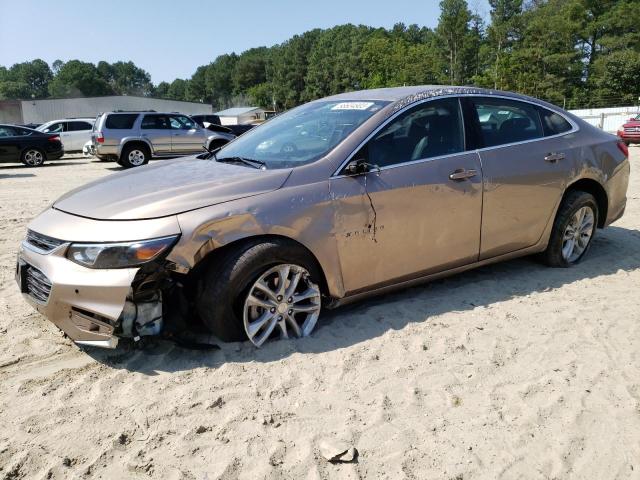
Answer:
[25,265,52,303]
[624,127,640,133]
[26,230,64,253]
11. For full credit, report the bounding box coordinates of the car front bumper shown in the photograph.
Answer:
[16,208,183,348]
[16,240,138,348]
[617,131,640,143]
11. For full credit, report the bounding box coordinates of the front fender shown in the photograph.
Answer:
[169,181,345,298]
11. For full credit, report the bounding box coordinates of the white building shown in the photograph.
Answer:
[215,107,267,125]
[0,95,213,125]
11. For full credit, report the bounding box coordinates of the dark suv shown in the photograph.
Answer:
[92,112,235,168]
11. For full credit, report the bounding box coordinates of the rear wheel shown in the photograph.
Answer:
[196,239,322,346]
[21,148,46,167]
[540,191,598,267]
[120,144,150,168]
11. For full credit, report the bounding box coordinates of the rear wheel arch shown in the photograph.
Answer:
[564,178,608,227]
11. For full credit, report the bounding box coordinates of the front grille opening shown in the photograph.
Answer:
[26,230,64,253]
[25,265,52,303]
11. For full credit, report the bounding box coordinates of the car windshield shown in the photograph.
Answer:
[216,100,388,168]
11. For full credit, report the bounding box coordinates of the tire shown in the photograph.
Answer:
[196,238,322,344]
[21,148,46,167]
[540,191,598,267]
[119,144,150,168]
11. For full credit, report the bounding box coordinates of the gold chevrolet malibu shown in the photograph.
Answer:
[16,86,630,348]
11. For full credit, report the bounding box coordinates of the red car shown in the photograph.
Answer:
[618,113,640,145]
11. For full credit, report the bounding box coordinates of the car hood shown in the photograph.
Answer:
[623,120,640,128]
[53,157,291,220]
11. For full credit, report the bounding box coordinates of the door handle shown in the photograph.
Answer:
[449,169,477,181]
[544,152,565,163]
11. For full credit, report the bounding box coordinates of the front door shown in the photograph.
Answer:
[0,125,20,161]
[140,114,172,154]
[169,115,205,153]
[468,97,573,259]
[329,97,483,294]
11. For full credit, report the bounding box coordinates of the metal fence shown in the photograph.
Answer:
[568,106,640,133]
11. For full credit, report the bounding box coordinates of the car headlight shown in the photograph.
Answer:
[66,235,179,269]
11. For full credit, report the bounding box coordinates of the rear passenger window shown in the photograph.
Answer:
[68,121,93,131]
[472,98,543,147]
[141,114,171,129]
[539,108,572,136]
[105,114,138,129]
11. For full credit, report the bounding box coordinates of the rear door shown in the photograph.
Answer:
[467,96,574,259]
[140,114,172,154]
[169,115,205,153]
[67,120,93,150]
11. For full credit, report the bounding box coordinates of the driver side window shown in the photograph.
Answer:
[364,97,464,168]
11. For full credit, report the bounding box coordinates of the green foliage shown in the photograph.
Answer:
[48,60,112,98]
[1,1,637,108]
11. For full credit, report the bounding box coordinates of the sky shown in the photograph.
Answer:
[0,0,490,84]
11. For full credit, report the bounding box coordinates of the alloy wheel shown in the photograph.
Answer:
[242,264,321,347]
[561,206,595,263]
[24,150,43,166]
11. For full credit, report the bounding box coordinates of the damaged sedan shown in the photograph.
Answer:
[16,86,630,348]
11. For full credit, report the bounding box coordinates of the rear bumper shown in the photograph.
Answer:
[16,241,137,348]
[605,158,631,226]
[47,148,64,160]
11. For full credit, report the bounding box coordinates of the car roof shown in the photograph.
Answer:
[321,85,558,111]
[41,118,95,123]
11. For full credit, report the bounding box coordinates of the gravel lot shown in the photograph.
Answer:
[1,149,639,479]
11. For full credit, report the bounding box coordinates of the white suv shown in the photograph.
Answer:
[36,118,95,153]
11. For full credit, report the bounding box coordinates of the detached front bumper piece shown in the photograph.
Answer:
[16,240,137,348]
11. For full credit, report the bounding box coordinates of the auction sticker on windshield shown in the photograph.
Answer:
[331,102,375,110]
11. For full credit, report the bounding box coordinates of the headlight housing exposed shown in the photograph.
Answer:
[66,235,179,269]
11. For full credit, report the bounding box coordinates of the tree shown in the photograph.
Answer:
[166,79,189,100]
[436,0,475,85]
[48,60,113,97]
[0,59,53,99]
[97,61,153,96]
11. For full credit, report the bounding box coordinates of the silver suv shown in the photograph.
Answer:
[92,111,235,168]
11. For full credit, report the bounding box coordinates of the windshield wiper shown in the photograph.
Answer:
[216,156,266,169]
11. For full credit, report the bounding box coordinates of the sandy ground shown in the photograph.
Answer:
[1,149,639,480]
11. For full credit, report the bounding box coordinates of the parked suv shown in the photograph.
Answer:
[617,113,640,145]
[92,111,235,168]
[37,118,95,152]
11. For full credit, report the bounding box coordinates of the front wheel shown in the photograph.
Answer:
[540,191,598,267]
[21,148,46,167]
[196,239,322,346]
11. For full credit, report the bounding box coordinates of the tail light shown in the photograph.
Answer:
[95,132,104,144]
[48,135,60,142]
[617,140,629,158]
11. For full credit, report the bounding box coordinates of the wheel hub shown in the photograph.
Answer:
[242,264,321,347]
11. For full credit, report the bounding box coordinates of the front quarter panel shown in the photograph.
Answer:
[170,179,345,297]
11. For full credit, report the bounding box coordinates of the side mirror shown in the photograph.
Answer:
[344,158,370,176]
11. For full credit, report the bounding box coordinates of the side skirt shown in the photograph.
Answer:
[328,243,546,309]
